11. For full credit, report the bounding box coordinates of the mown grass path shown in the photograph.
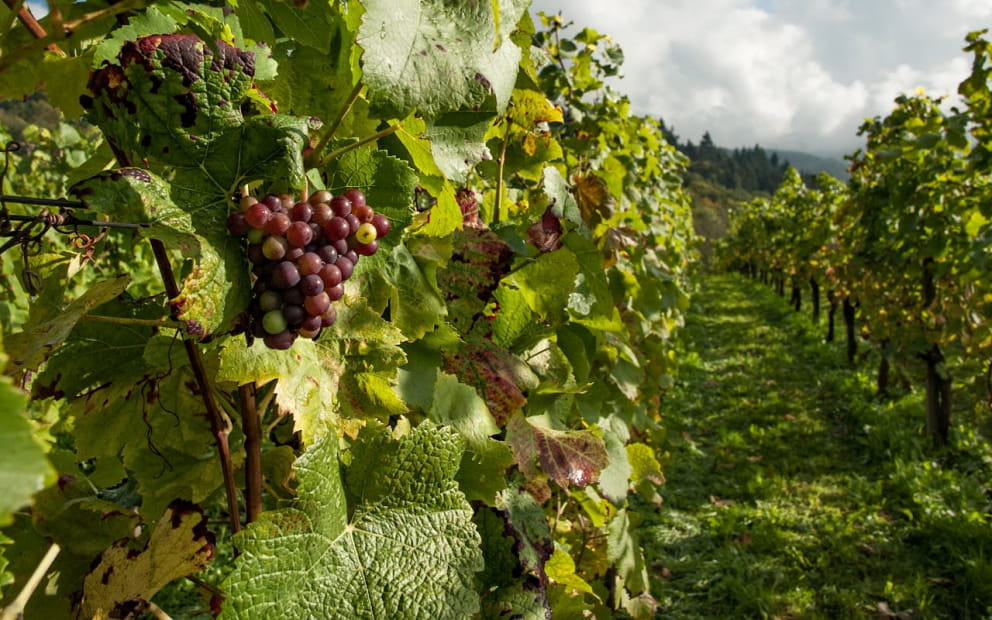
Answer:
[641,274,992,619]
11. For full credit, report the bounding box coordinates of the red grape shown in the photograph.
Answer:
[304,292,331,316]
[335,256,354,280]
[287,221,314,247]
[291,202,313,222]
[355,241,378,256]
[245,203,272,228]
[318,263,342,288]
[317,244,338,264]
[227,212,251,236]
[300,274,324,296]
[344,189,366,209]
[372,213,391,238]
[329,195,352,217]
[283,304,306,326]
[324,217,350,241]
[352,204,374,223]
[298,252,324,276]
[264,212,292,236]
[262,236,288,260]
[309,189,332,205]
[271,261,301,289]
[263,330,296,350]
[312,204,333,228]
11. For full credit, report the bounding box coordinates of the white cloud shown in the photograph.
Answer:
[529,0,992,155]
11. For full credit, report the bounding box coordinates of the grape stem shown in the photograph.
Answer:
[317,123,401,168]
[0,543,61,620]
[150,238,242,534]
[239,382,263,524]
[306,81,365,169]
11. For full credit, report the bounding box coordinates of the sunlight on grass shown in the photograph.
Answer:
[640,274,992,619]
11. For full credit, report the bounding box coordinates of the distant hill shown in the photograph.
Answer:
[770,149,850,180]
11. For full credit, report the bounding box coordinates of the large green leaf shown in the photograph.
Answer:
[221,422,482,619]
[357,0,524,119]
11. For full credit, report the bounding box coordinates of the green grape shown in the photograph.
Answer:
[262,309,288,335]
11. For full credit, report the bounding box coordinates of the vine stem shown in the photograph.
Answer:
[493,119,513,225]
[306,81,364,169]
[317,123,400,168]
[0,542,60,620]
[0,0,147,72]
[1,0,63,54]
[236,185,262,524]
[239,383,263,524]
[150,239,241,533]
[81,314,185,330]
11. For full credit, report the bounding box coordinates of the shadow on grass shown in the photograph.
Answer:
[640,274,992,620]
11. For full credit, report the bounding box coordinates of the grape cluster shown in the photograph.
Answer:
[227,189,390,349]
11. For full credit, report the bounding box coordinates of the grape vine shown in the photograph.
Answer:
[0,3,694,619]
[720,29,992,446]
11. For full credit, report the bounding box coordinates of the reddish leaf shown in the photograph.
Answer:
[443,340,533,426]
[506,414,609,491]
[527,206,563,253]
[437,228,514,333]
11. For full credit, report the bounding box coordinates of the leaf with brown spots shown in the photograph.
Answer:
[79,500,214,619]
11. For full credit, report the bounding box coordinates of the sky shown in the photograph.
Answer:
[529,0,992,156]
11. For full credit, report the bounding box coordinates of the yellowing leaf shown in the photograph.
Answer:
[79,500,214,619]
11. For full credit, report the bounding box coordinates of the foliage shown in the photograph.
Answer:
[0,2,694,618]
[719,29,992,442]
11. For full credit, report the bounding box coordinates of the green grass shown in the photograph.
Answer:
[642,274,992,619]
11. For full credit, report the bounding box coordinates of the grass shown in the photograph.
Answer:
[641,274,992,619]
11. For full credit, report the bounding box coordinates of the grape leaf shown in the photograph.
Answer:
[253,0,337,52]
[218,338,339,444]
[442,339,537,426]
[505,247,579,321]
[506,414,609,491]
[597,421,633,505]
[425,107,497,182]
[428,373,513,504]
[437,227,515,334]
[220,422,483,619]
[357,0,523,119]
[79,500,214,619]
[83,35,255,165]
[0,376,53,527]
[3,274,130,374]
[63,332,235,520]
[30,468,139,559]
[607,507,650,596]
[494,486,553,585]
[379,242,447,340]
